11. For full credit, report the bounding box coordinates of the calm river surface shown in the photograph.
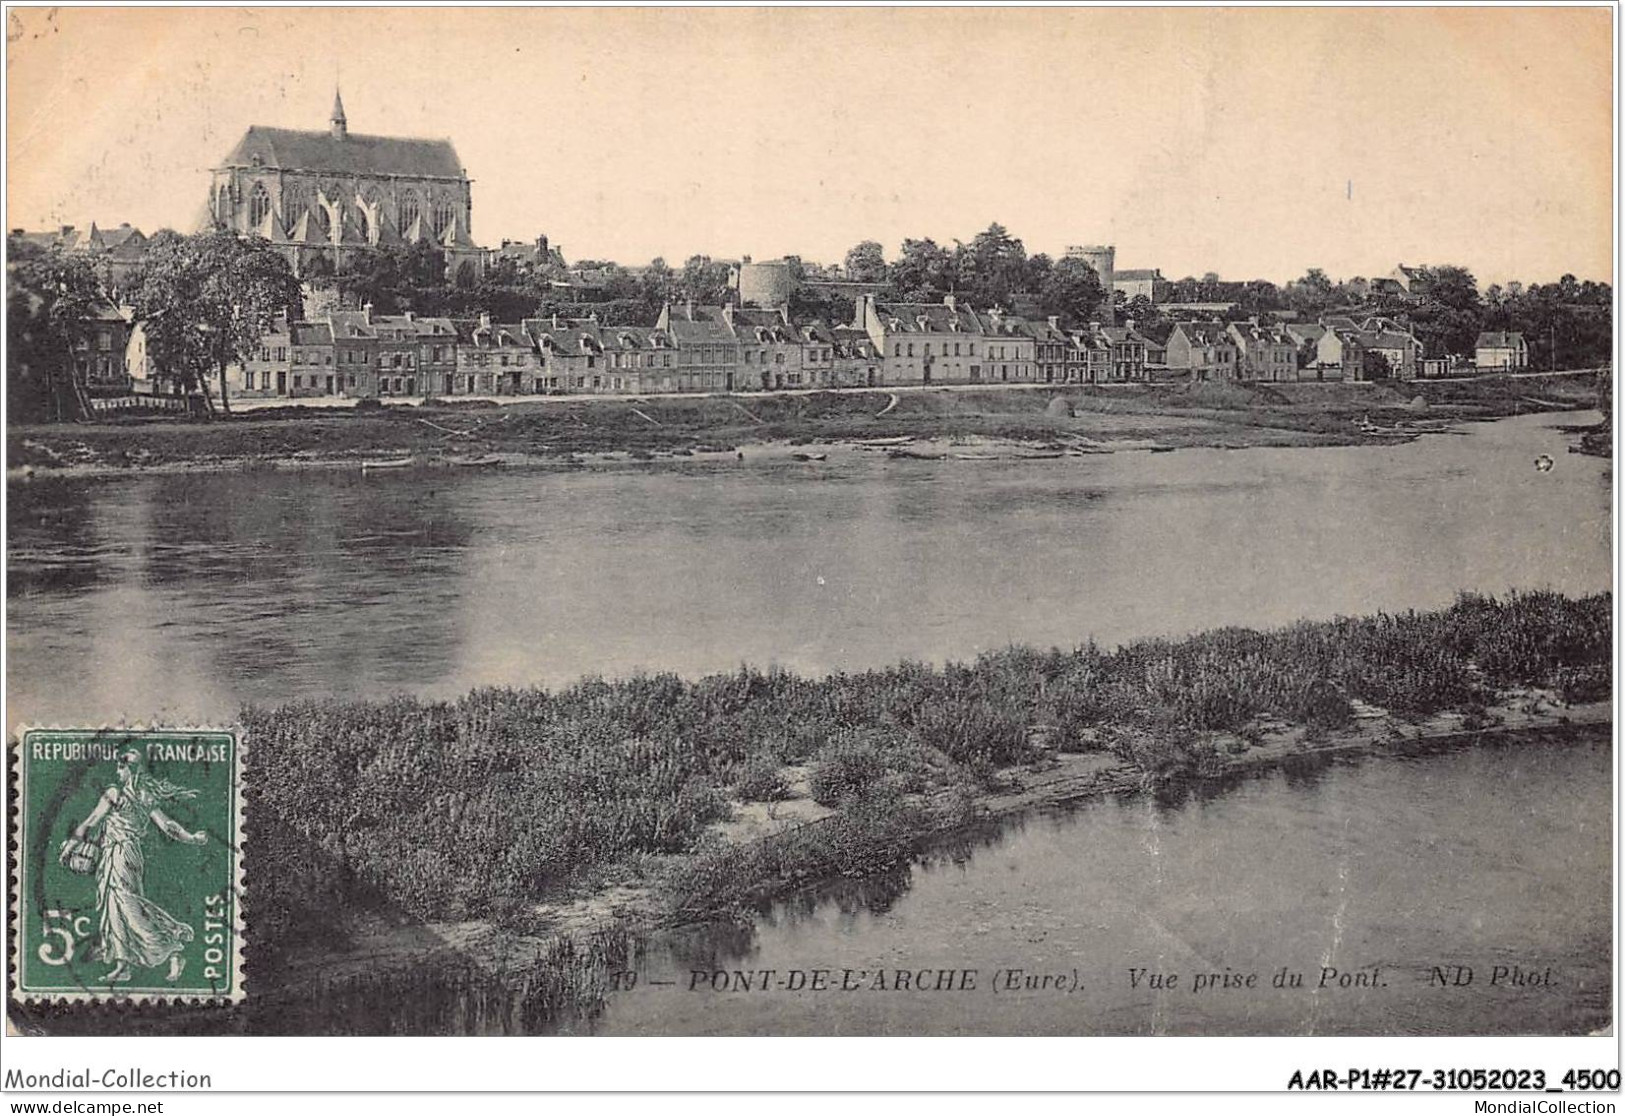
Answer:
[6,410,1613,1036]
[583,734,1611,1036]
[6,411,1610,727]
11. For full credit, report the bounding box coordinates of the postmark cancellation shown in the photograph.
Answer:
[10,728,245,1003]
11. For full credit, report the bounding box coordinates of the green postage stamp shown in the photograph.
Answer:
[11,728,245,1002]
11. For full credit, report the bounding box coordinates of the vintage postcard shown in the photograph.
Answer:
[2,2,1614,1074]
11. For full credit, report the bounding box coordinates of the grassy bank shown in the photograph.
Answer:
[9,371,1605,476]
[15,589,1608,1034]
[244,590,1610,957]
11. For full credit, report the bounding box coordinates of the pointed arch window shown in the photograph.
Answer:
[433,201,456,238]
[248,182,272,228]
[399,193,421,233]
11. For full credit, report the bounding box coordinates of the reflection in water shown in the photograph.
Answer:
[10,471,477,723]
[597,736,1610,1037]
[7,412,1610,728]
[7,478,105,596]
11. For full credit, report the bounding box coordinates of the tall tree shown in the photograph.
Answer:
[679,255,732,305]
[960,222,1028,309]
[128,230,302,414]
[7,246,103,421]
[1408,264,1484,357]
[843,240,887,283]
[890,238,953,299]
[1037,256,1105,324]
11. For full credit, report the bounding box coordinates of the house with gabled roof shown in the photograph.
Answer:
[828,325,884,388]
[1226,321,1298,383]
[1068,328,1112,384]
[447,314,537,395]
[1164,321,1239,381]
[1475,331,1529,371]
[857,293,990,385]
[1027,317,1073,384]
[714,304,807,390]
[655,301,742,392]
[978,308,1038,384]
[794,320,841,389]
[600,325,678,394]
[526,316,604,394]
[1358,328,1420,380]
[1095,321,1150,382]
[1111,268,1168,303]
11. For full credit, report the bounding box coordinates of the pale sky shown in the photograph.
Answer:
[6,6,1614,287]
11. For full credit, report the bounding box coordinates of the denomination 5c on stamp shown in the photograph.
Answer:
[11,728,245,1002]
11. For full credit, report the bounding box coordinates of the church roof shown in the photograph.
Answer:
[220,126,466,180]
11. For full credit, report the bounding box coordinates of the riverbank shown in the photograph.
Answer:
[236,590,1609,1024]
[12,590,1609,1035]
[286,701,1614,981]
[7,371,1606,481]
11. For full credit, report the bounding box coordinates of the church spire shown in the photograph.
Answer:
[330,88,347,140]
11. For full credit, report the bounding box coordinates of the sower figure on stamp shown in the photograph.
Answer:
[61,747,208,983]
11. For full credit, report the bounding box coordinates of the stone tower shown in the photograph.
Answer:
[1066,244,1116,323]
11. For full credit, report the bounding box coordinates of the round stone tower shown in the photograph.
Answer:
[1067,244,1115,286]
[736,259,796,307]
[1065,244,1116,323]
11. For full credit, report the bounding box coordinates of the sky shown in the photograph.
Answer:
[5,6,1614,287]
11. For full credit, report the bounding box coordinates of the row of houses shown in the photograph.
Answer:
[1163,314,1528,382]
[147,295,1156,400]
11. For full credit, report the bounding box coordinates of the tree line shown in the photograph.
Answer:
[9,229,302,420]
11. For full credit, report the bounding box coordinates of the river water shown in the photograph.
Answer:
[6,410,1613,1035]
[6,411,1611,727]
[583,733,1611,1036]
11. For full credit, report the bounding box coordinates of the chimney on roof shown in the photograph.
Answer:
[722,303,735,327]
[943,293,956,312]
[331,88,348,140]
[60,225,73,238]
[478,312,491,330]
[362,302,373,323]
[537,234,549,255]
[1048,315,1060,330]
[1125,319,1135,332]
[404,311,415,322]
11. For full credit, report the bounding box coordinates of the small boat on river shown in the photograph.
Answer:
[360,457,416,471]
[791,451,828,462]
